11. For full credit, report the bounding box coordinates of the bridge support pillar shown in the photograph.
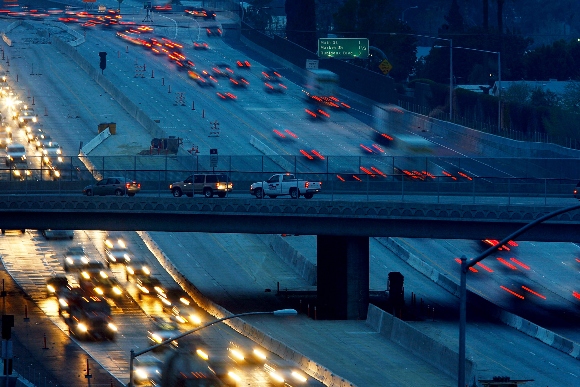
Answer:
[316,235,369,320]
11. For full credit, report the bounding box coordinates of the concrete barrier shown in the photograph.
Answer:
[1,33,12,47]
[380,236,580,361]
[408,111,580,158]
[258,234,317,285]
[250,135,295,172]
[366,304,477,384]
[81,127,111,155]
[52,37,172,157]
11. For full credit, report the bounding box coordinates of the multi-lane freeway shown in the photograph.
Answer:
[0,1,579,387]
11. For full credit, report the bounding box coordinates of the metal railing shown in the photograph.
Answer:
[0,155,577,205]
[0,169,575,206]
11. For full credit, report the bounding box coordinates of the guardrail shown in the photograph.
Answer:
[4,155,580,179]
[0,168,575,205]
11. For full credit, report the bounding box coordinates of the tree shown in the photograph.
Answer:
[522,39,580,80]
[245,0,273,32]
[332,0,417,82]
[440,0,464,34]
[503,82,532,104]
[285,0,317,52]
[482,0,489,31]
[561,81,580,111]
[496,0,505,34]
[530,88,560,108]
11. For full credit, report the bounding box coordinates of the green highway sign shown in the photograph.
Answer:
[318,38,369,59]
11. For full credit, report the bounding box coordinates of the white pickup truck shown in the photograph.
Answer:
[250,173,322,199]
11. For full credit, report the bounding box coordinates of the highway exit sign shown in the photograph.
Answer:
[318,38,369,59]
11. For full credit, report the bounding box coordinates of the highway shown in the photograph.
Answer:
[0,2,579,387]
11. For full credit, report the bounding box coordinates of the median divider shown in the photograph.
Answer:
[258,234,317,285]
[250,135,294,172]
[366,304,477,384]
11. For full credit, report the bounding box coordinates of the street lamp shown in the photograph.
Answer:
[452,47,501,132]
[457,203,580,387]
[392,33,453,119]
[401,6,418,22]
[128,308,298,387]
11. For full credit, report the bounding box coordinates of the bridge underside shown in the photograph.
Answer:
[317,235,369,320]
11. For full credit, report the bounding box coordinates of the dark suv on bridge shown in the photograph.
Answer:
[169,174,232,198]
[574,182,580,199]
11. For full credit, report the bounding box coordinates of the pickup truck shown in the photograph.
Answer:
[250,173,321,199]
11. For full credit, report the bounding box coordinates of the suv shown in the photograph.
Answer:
[169,174,232,198]
[574,181,580,199]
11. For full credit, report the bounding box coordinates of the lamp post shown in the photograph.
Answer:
[457,203,580,387]
[239,1,245,24]
[401,6,418,23]
[392,33,453,120]
[452,47,500,132]
[128,309,297,387]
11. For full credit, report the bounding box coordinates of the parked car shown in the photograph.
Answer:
[169,174,232,198]
[83,177,141,197]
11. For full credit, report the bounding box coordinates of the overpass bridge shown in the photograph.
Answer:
[2,195,579,319]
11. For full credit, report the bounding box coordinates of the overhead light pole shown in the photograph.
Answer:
[128,308,297,387]
[452,47,500,132]
[457,203,580,387]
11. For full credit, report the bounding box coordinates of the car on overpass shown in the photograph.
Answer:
[83,176,141,197]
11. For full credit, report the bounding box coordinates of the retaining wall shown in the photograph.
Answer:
[365,304,477,384]
[408,111,580,159]
[257,234,317,286]
[377,237,580,360]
